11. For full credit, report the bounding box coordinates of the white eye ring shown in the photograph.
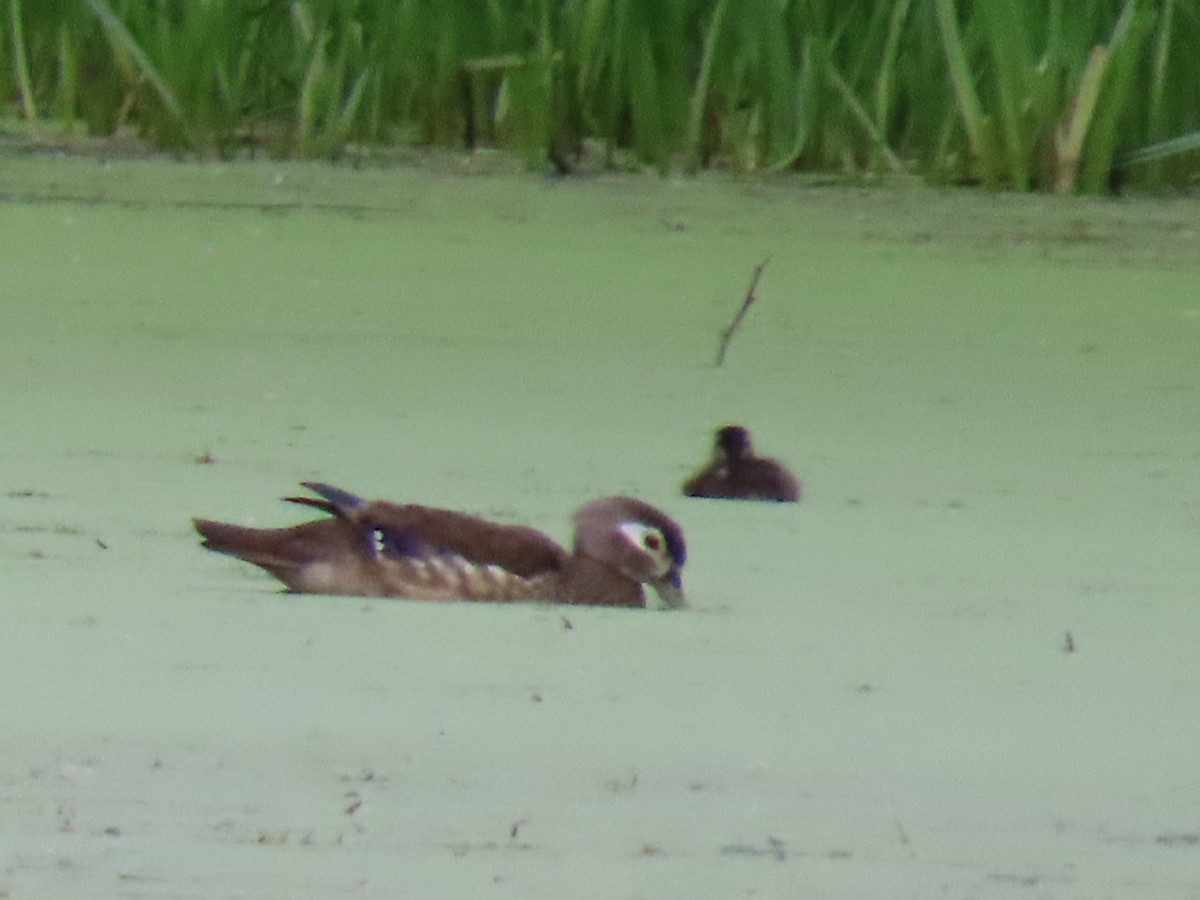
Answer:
[618,521,665,556]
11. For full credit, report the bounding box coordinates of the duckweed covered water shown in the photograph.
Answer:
[2,156,1199,898]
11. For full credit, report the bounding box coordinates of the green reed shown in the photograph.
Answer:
[1,0,1196,192]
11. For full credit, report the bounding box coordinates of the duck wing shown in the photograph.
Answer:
[196,483,569,600]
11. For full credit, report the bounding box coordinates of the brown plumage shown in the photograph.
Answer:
[194,483,687,608]
[682,425,801,503]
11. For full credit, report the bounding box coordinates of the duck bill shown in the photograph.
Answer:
[652,571,687,609]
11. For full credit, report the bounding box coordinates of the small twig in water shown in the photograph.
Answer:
[716,258,769,366]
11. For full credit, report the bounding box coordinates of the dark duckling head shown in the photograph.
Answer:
[715,424,752,459]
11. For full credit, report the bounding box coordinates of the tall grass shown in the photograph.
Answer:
[1,0,1197,191]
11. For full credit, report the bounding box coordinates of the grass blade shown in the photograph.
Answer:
[81,0,191,144]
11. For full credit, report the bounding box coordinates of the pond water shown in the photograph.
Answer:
[2,155,1198,898]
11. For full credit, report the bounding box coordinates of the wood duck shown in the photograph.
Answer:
[194,483,687,608]
[682,425,801,503]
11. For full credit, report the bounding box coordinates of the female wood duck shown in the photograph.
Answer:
[682,425,801,503]
[194,483,687,608]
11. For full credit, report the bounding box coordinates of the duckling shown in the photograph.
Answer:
[682,425,801,503]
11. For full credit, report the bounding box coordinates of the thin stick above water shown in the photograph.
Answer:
[715,258,769,367]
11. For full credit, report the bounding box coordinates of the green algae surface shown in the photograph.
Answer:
[2,156,1199,898]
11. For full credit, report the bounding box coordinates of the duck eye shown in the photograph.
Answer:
[617,521,667,557]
